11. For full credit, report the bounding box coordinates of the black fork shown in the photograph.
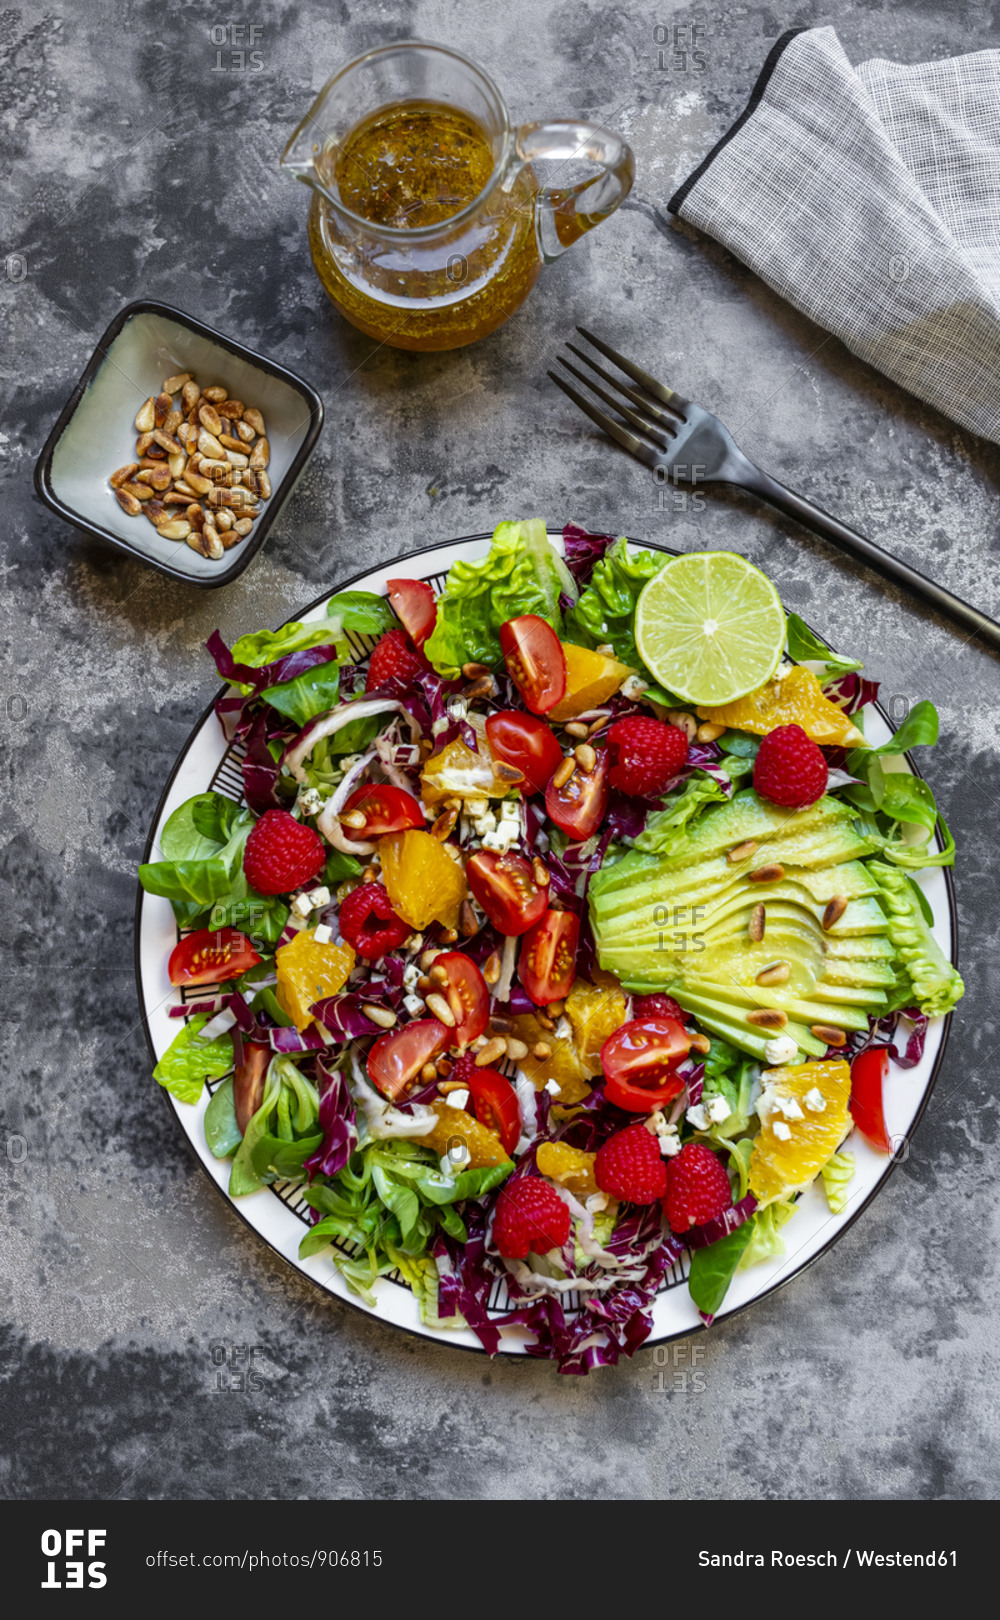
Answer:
[550,327,1000,653]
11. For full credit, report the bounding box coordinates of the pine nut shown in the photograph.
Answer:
[420,1062,438,1083]
[459,900,478,936]
[564,721,589,739]
[203,385,228,403]
[110,463,139,488]
[432,806,457,841]
[463,675,495,701]
[120,480,153,501]
[257,471,272,500]
[221,399,246,421]
[505,1036,529,1061]
[552,756,576,790]
[198,403,223,436]
[181,381,200,411]
[417,975,433,994]
[811,1024,847,1046]
[340,810,367,830]
[749,863,785,883]
[727,840,759,864]
[439,927,459,944]
[574,743,596,773]
[438,1079,467,1095]
[429,963,449,985]
[426,993,456,1028]
[475,1037,507,1067]
[162,372,192,395]
[667,709,698,742]
[362,1004,396,1029]
[244,407,266,436]
[547,999,565,1018]
[135,397,156,432]
[747,1008,787,1028]
[749,903,766,942]
[689,1032,711,1054]
[115,488,142,516]
[822,896,848,931]
[530,1041,551,1060]
[152,428,182,455]
[482,952,501,985]
[756,961,790,986]
[362,865,378,883]
[697,721,726,743]
[532,858,550,888]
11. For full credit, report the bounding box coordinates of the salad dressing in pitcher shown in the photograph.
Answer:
[283,43,634,351]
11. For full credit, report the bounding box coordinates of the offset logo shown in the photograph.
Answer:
[41,1529,107,1589]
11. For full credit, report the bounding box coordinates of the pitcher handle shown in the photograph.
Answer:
[507,120,634,262]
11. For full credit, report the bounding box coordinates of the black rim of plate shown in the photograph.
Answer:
[134,531,958,1361]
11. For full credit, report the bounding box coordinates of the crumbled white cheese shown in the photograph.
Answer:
[447,696,468,721]
[707,1095,731,1124]
[659,1132,682,1157]
[404,933,423,954]
[621,674,648,700]
[305,885,330,909]
[431,716,449,737]
[585,1192,609,1213]
[339,754,362,773]
[764,1035,800,1065]
[803,1087,827,1113]
[771,660,794,682]
[777,1096,804,1121]
[402,992,425,1019]
[544,1078,562,1096]
[472,808,497,839]
[482,818,519,854]
[465,796,490,819]
[772,1120,792,1141]
[647,1110,671,1136]
[402,963,421,993]
[290,893,313,919]
[686,1103,709,1131]
[445,1089,470,1110]
[313,923,333,945]
[297,787,323,816]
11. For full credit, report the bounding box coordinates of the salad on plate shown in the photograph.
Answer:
[140,520,964,1372]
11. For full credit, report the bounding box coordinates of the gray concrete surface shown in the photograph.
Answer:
[2,0,999,1500]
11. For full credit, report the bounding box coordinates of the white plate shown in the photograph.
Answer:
[135,532,957,1355]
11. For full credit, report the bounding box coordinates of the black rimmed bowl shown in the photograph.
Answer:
[34,299,325,588]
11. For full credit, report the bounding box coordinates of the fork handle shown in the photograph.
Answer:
[744,465,1000,653]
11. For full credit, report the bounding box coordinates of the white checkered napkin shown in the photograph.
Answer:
[669,26,1000,445]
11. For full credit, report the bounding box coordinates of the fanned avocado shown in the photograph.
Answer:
[590,789,897,1059]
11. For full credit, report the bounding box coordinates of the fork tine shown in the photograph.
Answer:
[576,326,690,416]
[547,372,662,471]
[556,357,673,452]
[565,343,679,433]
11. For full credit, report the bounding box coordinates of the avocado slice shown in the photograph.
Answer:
[590,790,896,1059]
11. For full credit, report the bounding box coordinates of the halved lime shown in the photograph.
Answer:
[635,551,786,706]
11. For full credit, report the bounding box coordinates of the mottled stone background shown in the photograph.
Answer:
[2,0,998,1501]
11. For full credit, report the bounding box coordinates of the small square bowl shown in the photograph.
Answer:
[34,299,324,587]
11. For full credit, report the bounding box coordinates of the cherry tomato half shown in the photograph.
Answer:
[340,782,425,840]
[544,747,609,840]
[465,851,549,937]
[233,1040,270,1135]
[387,577,437,647]
[601,1017,691,1112]
[519,909,580,1005]
[486,710,563,794]
[850,1047,892,1152]
[466,1067,521,1156]
[499,615,567,715]
[432,952,490,1046]
[368,1018,450,1101]
[168,926,261,987]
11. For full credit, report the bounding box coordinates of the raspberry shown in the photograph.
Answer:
[594,1122,669,1204]
[753,723,827,809]
[632,993,686,1023]
[663,1142,733,1233]
[492,1176,571,1260]
[338,882,410,960]
[242,808,325,896]
[607,716,689,796]
[366,628,428,692]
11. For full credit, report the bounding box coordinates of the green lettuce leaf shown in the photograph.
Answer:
[260,660,341,727]
[139,797,288,945]
[564,535,674,702]
[736,1200,797,1269]
[154,1012,234,1106]
[204,1077,243,1158]
[423,519,577,678]
[687,1219,756,1316]
[633,773,732,857]
[869,860,964,1016]
[784,611,863,681]
[324,591,397,636]
[230,619,342,672]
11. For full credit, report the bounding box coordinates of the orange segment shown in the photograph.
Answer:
[275,929,355,1031]
[548,643,634,721]
[415,1106,511,1170]
[379,829,467,931]
[536,1140,599,1197]
[696,665,866,748]
[749,1058,851,1204]
[421,714,522,806]
[564,974,629,1074]
[505,1011,592,1105]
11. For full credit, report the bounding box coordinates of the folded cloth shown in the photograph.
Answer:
[668,26,1000,445]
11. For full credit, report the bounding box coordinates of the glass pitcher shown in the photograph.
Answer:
[281,41,634,352]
